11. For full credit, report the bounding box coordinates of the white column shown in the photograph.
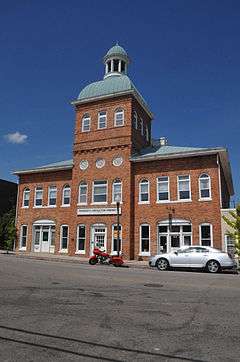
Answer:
[118,60,121,73]
[111,59,114,72]
[105,63,108,74]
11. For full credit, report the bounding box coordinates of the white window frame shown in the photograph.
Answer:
[114,108,124,127]
[20,225,28,250]
[177,175,191,201]
[62,185,71,207]
[157,176,170,203]
[139,224,150,256]
[78,182,88,205]
[112,224,122,254]
[92,180,108,204]
[22,188,30,208]
[81,113,91,132]
[48,186,57,207]
[139,179,150,204]
[76,224,86,254]
[199,223,213,247]
[199,174,212,201]
[60,225,69,252]
[112,179,122,204]
[34,187,43,207]
[98,111,107,129]
[133,111,138,129]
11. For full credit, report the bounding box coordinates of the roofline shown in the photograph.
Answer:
[13,164,73,176]
[131,147,234,196]
[71,89,153,119]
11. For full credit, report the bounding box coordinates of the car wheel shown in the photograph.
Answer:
[156,258,169,271]
[206,260,220,273]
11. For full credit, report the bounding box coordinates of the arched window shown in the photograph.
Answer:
[78,181,88,205]
[199,223,212,246]
[81,113,91,132]
[62,184,71,206]
[22,188,30,207]
[114,108,124,127]
[140,118,144,135]
[140,224,150,255]
[199,174,211,199]
[146,125,149,141]
[133,111,138,129]
[139,179,149,203]
[112,179,122,203]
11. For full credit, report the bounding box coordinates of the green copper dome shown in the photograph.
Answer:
[106,44,128,57]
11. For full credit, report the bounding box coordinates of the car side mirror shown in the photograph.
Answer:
[174,251,178,255]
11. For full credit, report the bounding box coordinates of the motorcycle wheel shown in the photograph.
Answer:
[89,258,98,265]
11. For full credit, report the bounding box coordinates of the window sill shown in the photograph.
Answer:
[77,203,87,206]
[156,200,170,204]
[90,202,108,205]
[139,253,150,257]
[138,201,150,205]
[19,247,26,251]
[59,249,68,254]
[21,206,29,209]
[176,199,192,203]
[111,202,123,205]
[33,206,43,208]
[61,204,70,208]
[114,124,124,128]
[81,130,90,133]
[198,198,212,202]
[46,205,57,208]
[75,251,86,255]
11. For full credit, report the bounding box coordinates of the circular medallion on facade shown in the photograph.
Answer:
[96,158,105,169]
[79,160,89,170]
[112,156,123,167]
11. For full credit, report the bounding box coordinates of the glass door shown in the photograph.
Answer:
[91,226,107,254]
[159,235,167,253]
[41,226,50,252]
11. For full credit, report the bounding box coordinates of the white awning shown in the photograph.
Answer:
[158,219,191,225]
[33,220,55,226]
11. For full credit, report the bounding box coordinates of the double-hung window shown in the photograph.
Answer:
[200,224,212,246]
[60,225,69,251]
[140,224,150,255]
[35,187,43,207]
[48,186,57,206]
[139,179,149,203]
[114,108,124,127]
[82,113,91,132]
[157,176,169,202]
[112,179,122,203]
[178,175,191,200]
[77,225,86,253]
[98,111,107,129]
[22,188,30,207]
[79,182,88,204]
[199,174,211,199]
[20,225,27,249]
[93,180,107,203]
[62,185,71,206]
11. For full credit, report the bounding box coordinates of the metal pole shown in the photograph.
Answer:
[117,201,120,257]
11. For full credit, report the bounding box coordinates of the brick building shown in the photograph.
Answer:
[14,44,234,260]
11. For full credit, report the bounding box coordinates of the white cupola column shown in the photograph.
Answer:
[118,60,121,73]
[111,60,114,72]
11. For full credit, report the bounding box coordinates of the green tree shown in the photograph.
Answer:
[222,204,240,257]
[0,207,16,252]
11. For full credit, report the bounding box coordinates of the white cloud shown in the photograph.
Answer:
[4,131,28,144]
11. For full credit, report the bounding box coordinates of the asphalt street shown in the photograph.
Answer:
[0,255,239,362]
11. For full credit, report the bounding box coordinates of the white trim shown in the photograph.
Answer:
[33,220,55,226]
[157,176,170,202]
[81,113,91,132]
[97,111,107,129]
[78,182,88,205]
[199,223,213,247]
[158,219,191,225]
[177,175,191,201]
[19,225,28,250]
[198,173,212,201]
[76,224,86,254]
[22,188,30,208]
[217,154,223,208]
[114,108,124,127]
[139,223,150,256]
[34,186,43,207]
[92,180,108,204]
[48,185,57,207]
[112,179,122,203]
[138,179,150,204]
[60,224,69,252]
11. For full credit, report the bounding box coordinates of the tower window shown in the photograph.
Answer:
[107,61,111,73]
[113,59,119,72]
[98,111,107,129]
[121,62,125,73]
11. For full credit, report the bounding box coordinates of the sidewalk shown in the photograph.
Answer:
[0,250,149,269]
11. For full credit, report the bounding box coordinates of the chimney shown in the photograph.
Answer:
[159,137,168,146]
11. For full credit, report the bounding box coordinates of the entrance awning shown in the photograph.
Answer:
[158,219,191,225]
[33,220,55,226]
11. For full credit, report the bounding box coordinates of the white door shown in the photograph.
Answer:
[91,226,107,254]
[41,226,50,252]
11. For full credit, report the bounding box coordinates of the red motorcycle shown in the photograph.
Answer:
[89,247,124,267]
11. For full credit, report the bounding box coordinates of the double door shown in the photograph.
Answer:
[33,225,55,253]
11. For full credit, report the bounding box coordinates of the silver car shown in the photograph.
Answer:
[149,246,236,273]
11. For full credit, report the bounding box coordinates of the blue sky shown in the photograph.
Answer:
[0,0,239,202]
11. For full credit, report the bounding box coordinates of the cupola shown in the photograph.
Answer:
[103,43,130,79]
